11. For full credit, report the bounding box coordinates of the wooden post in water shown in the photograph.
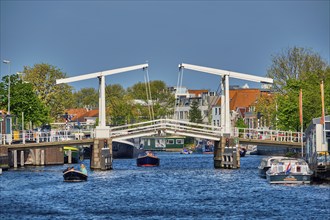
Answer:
[35,149,40,165]
[13,150,17,168]
[40,150,45,165]
[68,149,72,164]
[20,150,24,167]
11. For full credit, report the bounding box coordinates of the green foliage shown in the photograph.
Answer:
[189,100,202,123]
[266,47,330,131]
[22,63,73,121]
[1,74,50,128]
[255,94,277,128]
[127,80,175,120]
[72,88,98,108]
[235,118,247,128]
[267,46,327,93]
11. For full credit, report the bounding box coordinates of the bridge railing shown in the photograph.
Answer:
[1,129,93,145]
[109,119,223,139]
[1,120,304,145]
[232,127,303,143]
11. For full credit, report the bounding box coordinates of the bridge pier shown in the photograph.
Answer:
[90,138,113,170]
[214,136,240,169]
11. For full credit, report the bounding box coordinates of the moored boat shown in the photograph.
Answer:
[63,168,88,182]
[239,148,247,157]
[258,156,289,178]
[266,158,313,184]
[180,148,193,154]
[137,151,160,167]
[64,146,82,163]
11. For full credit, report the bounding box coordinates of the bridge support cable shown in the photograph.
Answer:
[145,67,155,121]
[144,74,152,121]
[174,66,185,120]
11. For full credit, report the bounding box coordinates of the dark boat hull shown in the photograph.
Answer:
[240,149,247,157]
[63,170,88,182]
[112,141,145,159]
[137,156,160,167]
[258,167,270,179]
[266,173,312,184]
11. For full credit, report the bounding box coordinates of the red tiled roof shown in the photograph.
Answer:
[188,90,209,97]
[215,89,263,110]
[66,108,99,122]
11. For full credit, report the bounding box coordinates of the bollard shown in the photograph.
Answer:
[41,150,45,165]
[20,150,24,167]
[68,149,72,164]
[13,150,17,168]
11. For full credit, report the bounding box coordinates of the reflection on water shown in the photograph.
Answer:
[0,153,329,220]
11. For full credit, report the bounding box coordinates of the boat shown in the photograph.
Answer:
[64,146,82,163]
[180,148,193,154]
[136,151,160,167]
[112,140,145,159]
[266,158,313,184]
[63,167,88,182]
[258,156,289,178]
[239,148,247,157]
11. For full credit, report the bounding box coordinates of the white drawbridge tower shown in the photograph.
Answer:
[178,63,273,135]
[56,64,148,138]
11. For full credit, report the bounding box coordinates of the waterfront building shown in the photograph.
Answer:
[140,136,185,150]
[0,110,12,144]
[172,86,217,124]
[211,87,273,129]
[305,115,330,180]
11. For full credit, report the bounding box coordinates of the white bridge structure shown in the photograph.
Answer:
[3,119,303,148]
[178,63,273,135]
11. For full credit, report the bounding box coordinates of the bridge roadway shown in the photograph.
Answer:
[2,119,303,150]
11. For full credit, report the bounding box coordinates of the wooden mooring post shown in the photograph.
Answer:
[90,138,113,170]
[214,136,240,169]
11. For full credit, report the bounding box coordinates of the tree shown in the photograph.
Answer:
[189,100,202,123]
[72,88,98,108]
[1,74,50,128]
[22,63,73,121]
[105,84,134,125]
[254,93,277,129]
[265,47,330,131]
[127,80,175,119]
[235,118,247,128]
[267,47,328,93]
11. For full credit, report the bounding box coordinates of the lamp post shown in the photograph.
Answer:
[3,60,11,114]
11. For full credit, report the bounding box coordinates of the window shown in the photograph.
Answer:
[166,139,174,144]
[215,108,217,115]
[176,139,184,144]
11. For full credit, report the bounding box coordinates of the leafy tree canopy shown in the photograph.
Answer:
[263,47,330,131]
[22,63,73,121]
[189,100,202,123]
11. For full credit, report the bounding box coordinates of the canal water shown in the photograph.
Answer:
[0,153,329,220]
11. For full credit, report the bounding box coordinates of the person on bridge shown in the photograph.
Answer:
[80,164,87,175]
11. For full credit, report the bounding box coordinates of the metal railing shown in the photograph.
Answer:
[1,120,303,145]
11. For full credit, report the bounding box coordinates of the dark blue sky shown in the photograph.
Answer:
[1,1,329,91]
